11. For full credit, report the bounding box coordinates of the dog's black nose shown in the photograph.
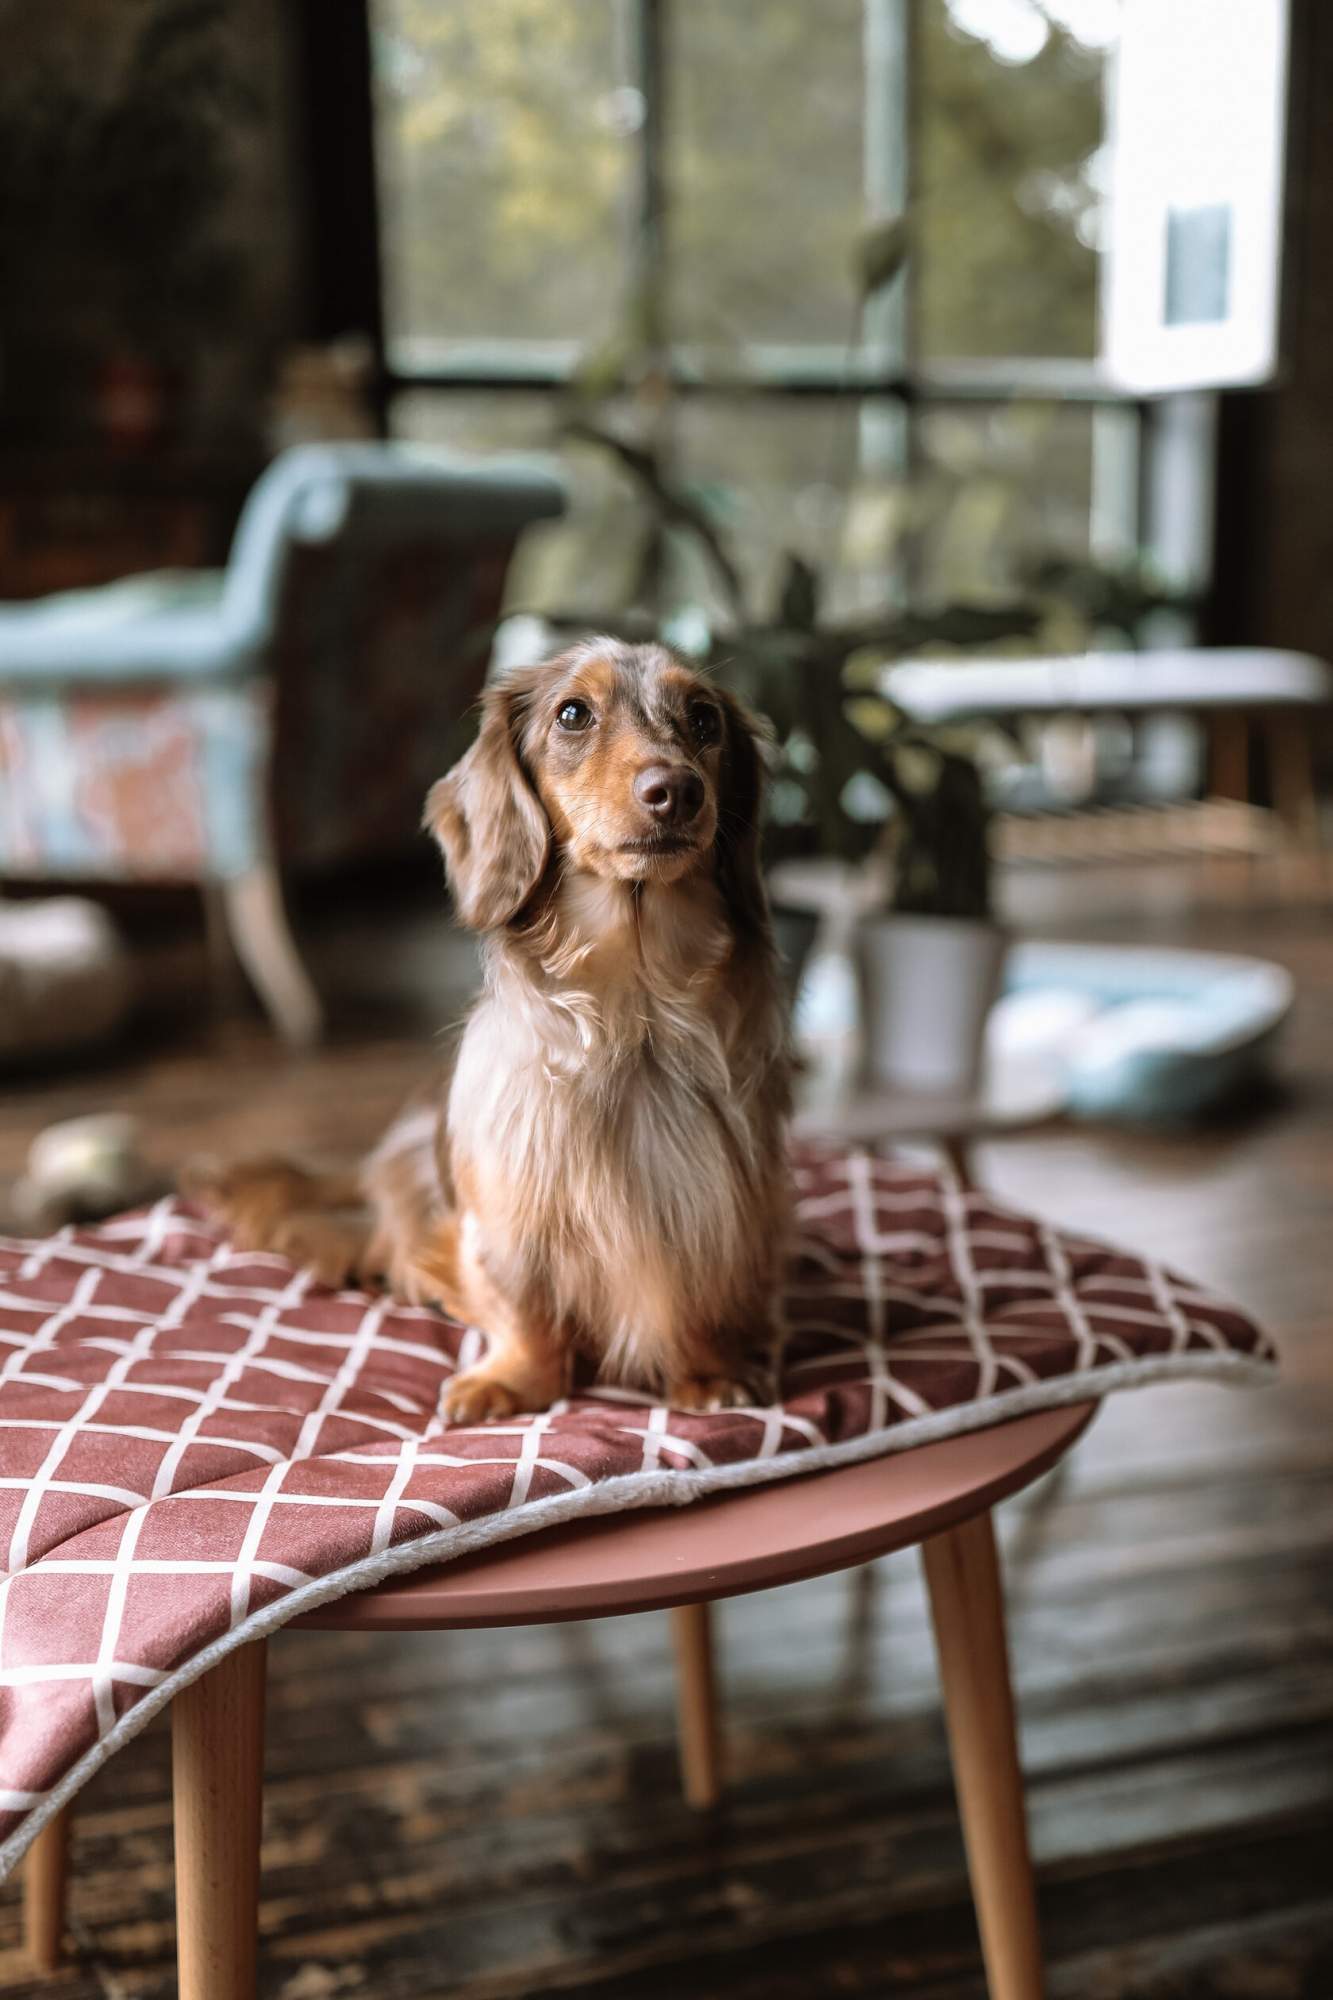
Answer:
[634,764,704,826]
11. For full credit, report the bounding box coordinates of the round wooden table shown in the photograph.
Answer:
[115,1402,1094,2000]
[793,1057,1067,1183]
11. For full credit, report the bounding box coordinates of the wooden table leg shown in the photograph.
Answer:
[921,1511,1044,2000]
[172,1640,267,2000]
[24,1804,70,1974]
[670,1601,721,1809]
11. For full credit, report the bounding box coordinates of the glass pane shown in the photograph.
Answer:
[395,389,911,627]
[674,397,908,621]
[909,401,1096,602]
[372,0,635,358]
[915,0,1114,359]
[392,391,650,620]
[668,0,870,349]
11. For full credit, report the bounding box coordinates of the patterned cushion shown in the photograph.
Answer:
[0,684,268,879]
[0,1145,1275,1874]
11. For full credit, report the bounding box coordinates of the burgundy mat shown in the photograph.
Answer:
[0,1145,1274,1873]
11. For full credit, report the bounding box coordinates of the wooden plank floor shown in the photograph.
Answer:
[0,871,1330,1998]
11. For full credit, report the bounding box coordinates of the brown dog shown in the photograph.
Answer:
[194,639,791,1422]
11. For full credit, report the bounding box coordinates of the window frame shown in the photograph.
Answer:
[325,0,1217,618]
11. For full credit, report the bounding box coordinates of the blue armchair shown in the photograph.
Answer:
[0,445,565,1043]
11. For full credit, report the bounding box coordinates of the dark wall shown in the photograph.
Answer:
[0,0,306,455]
[1212,0,1333,666]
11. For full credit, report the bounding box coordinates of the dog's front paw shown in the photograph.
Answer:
[440,1367,530,1426]
[666,1372,764,1414]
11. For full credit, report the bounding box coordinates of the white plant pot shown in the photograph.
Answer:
[855,915,1008,1096]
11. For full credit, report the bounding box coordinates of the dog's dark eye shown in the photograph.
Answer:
[688,701,721,747]
[556,699,593,733]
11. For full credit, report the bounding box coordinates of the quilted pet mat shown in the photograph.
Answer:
[0,1145,1275,1874]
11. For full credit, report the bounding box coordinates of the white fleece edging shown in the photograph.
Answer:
[0,1346,1275,1879]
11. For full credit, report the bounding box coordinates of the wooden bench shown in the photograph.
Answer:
[883,647,1333,885]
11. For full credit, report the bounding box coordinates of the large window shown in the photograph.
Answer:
[369,0,1162,636]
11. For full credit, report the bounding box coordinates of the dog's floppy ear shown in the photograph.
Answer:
[425,674,549,930]
[713,686,770,935]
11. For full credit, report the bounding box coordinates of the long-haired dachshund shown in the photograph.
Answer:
[194,639,791,1422]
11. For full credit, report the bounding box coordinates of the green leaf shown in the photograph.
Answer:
[855,214,909,300]
[775,551,820,632]
[844,695,895,742]
[561,419,748,620]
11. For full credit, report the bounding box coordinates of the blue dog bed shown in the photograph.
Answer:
[991,942,1292,1123]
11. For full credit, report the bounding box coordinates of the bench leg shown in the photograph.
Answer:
[24,1805,70,1974]
[671,1601,722,1808]
[173,1641,267,2000]
[1207,712,1250,802]
[922,1510,1044,2000]
[1266,713,1327,898]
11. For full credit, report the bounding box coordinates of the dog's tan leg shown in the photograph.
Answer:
[184,1157,363,1220]
[441,1301,568,1424]
[441,1328,567,1425]
[265,1212,373,1289]
[436,1221,567,1424]
[184,1158,372,1288]
[664,1368,763,1414]
[665,1320,778,1414]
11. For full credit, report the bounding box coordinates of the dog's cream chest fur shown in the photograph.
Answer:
[446,874,770,1376]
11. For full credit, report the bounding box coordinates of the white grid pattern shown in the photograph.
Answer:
[0,1145,1275,1875]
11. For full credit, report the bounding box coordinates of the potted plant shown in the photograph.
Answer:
[542,424,1026,1089]
[758,668,1009,1096]
[689,596,1016,1091]
[540,430,1035,1029]
[852,718,1006,1095]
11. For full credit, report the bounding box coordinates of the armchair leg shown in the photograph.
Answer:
[670,1601,722,1808]
[172,1641,267,2000]
[220,865,323,1048]
[24,1805,70,1974]
[922,1510,1044,2000]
